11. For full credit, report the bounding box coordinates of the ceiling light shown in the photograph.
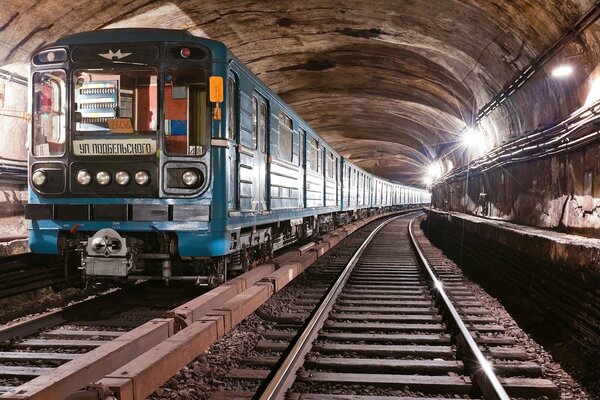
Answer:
[552,64,574,78]
[427,162,442,180]
[462,127,487,156]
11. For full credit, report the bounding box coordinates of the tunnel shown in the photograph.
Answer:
[0,1,599,399]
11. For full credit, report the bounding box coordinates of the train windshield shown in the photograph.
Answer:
[71,67,158,156]
[32,70,67,156]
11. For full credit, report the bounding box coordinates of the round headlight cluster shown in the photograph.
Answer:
[115,171,131,186]
[182,169,200,187]
[134,170,151,186]
[31,170,47,187]
[77,170,92,186]
[75,169,151,186]
[96,171,112,186]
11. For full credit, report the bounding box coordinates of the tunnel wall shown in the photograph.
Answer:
[432,18,600,236]
[477,18,600,150]
[0,71,28,242]
[431,140,600,236]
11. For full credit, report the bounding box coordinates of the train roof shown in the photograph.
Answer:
[53,28,225,50]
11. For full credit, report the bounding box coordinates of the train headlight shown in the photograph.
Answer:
[76,170,92,186]
[96,170,112,186]
[115,171,131,186]
[31,170,47,187]
[134,170,151,186]
[182,169,200,187]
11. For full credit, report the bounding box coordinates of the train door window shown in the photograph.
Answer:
[326,151,335,179]
[259,102,267,153]
[32,70,66,156]
[163,68,208,155]
[292,128,300,166]
[307,137,318,172]
[278,111,293,162]
[317,146,323,174]
[251,96,258,149]
[227,76,237,140]
[298,128,308,168]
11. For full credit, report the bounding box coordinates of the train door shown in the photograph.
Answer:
[251,93,269,212]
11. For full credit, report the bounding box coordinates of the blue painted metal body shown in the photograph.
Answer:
[28,29,431,258]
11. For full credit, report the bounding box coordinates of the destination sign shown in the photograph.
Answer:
[73,138,156,156]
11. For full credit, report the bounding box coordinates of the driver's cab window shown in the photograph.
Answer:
[164,68,208,155]
[73,68,157,134]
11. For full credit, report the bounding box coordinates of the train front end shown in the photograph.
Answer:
[26,29,229,285]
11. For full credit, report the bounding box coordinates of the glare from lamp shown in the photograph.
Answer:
[552,64,574,78]
[423,176,433,186]
[584,77,600,107]
[462,127,487,156]
[427,162,443,180]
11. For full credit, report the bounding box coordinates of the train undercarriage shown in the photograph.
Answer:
[62,208,391,286]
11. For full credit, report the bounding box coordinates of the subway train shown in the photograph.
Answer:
[26,28,430,285]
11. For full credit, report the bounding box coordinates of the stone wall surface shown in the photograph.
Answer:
[432,141,600,236]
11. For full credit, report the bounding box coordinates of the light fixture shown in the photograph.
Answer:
[134,170,151,186]
[77,170,92,186]
[96,171,112,186]
[182,169,200,187]
[462,127,487,155]
[180,47,191,58]
[115,171,131,186]
[551,64,574,78]
[32,170,47,187]
[427,162,442,180]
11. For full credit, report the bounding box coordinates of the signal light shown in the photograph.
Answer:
[180,48,191,58]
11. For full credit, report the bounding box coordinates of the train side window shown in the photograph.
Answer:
[251,96,258,149]
[298,128,305,167]
[164,67,208,155]
[326,151,334,179]
[32,70,66,156]
[259,102,267,153]
[227,76,237,140]
[307,137,318,172]
[278,111,293,162]
[335,157,339,181]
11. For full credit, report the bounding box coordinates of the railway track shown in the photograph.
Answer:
[211,214,560,399]
[0,211,403,400]
[0,282,203,395]
[0,253,72,300]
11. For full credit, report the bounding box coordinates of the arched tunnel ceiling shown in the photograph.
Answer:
[1,0,594,186]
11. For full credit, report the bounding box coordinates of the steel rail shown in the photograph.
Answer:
[258,215,404,400]
[408,216,510,400]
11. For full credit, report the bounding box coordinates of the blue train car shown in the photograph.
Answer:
[26,28,429,285]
